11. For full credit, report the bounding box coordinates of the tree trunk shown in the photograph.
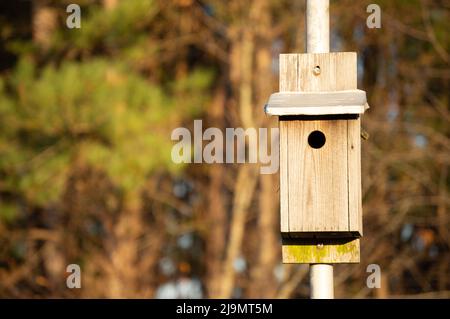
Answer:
[247,174,279,298]
[218,165,259,298]
[204,88,228,298]
[32,0,57,49]
[106,197,142,298]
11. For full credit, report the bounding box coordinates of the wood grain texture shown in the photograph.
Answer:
[279,54,299,233]
[287,119,349,232]
[279,54,299,92]
[297,52,357,91]
[347,120,363,235]
[279,120,289,233]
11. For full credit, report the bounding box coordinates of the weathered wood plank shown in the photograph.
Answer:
[279,54,299,92]
[279,120,289,233]
[265,90,368,115]
[297,52,357,92]
[279,54,299,233]
[282,238,360,264]
[287,118,349,233]
[348,118,363,236]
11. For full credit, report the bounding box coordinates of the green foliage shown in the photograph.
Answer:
[0,59,211,206]
[0,202,19,223]
[0,0,214,216]
[53,0,158,55]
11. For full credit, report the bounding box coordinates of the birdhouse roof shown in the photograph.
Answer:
[264,89,369,116]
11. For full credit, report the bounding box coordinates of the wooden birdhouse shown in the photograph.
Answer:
[265,52,368,239]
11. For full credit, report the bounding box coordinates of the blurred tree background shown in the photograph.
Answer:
[0,0,448,298]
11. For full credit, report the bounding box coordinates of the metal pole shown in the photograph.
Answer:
[306,0,330,53]
[310,264,334,299]
[306,0,334,299]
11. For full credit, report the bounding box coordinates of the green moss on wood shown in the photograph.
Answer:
[282,238,360,264]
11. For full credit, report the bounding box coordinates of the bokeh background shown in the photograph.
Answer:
[0,0,448,298]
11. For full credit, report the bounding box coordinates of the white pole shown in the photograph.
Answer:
[310,264,334,299]
[306,0,330,53]
[306,0,334,299]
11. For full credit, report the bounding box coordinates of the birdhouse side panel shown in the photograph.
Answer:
[348,118,363,236]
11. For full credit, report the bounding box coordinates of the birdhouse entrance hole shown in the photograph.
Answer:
[308,130,326,149]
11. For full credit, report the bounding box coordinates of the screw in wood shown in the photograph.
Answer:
[313,65,321,75]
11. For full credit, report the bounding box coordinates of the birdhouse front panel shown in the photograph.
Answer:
[277,52,363,238]
[280,116,362,237]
